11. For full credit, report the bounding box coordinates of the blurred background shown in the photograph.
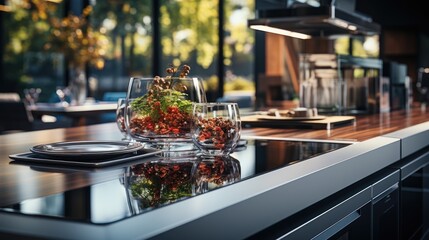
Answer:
[1,0,429,121]
[0,0,255,103]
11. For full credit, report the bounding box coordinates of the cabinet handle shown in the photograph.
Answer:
[311,210,361,240]
[275,187,371,240]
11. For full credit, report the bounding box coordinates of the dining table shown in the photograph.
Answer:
[28,101,118,126]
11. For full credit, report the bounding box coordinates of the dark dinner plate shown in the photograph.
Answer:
[30,141,144,159]
[9,148,162,167]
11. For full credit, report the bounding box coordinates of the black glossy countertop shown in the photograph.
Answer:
[1,106,429,239]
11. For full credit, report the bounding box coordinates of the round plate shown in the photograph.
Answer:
[257,115,326,121]
[30,141,144,159]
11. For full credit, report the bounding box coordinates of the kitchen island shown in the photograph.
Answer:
[1,106,429,239]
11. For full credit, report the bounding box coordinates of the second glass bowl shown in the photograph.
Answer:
[192,102,241,156]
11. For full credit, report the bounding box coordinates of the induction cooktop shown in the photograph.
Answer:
[1,137,351,225]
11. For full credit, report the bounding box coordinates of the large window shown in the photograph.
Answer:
[159,0,255,101]
[334,35,380,58]
[1,0,66,101]
[90,0,153,99]
[0,0,254,103]
[223,0,255,98]
[160,0,219,98]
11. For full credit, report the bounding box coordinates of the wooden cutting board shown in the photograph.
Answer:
[241,115,356,130]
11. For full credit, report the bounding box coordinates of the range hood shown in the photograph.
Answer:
[248,0,380,39]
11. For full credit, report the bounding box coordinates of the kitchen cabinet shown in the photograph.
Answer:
[389,147,429,239]
[248,122,429,240]
[249,169,400,240]
[385,121,429,238]
[372,170,400,240]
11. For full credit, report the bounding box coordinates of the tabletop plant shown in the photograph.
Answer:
[129,64,194,137]
[194,116,237,149]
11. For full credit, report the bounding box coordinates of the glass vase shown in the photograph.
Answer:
[126,77,207,153]
[68,65,87,105]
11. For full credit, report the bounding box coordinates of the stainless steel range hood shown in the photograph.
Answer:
[248,1,380,39]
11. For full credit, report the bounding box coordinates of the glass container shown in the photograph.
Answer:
[126,77,207,152]
[192,102,241,156]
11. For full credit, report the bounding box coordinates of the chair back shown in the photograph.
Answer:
[0,101,33,132]
[0,93,21,102]
[216,95,254,109]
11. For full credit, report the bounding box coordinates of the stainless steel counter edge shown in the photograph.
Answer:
[384,121,429,158]
[0,137,400,240]
[146,136,400,240]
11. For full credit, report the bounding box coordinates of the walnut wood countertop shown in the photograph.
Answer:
[242,105,429,142]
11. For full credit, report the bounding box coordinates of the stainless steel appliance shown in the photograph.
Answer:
[417,67,429,104]
[299,54,383,114]
[248,0,380,38]
[383,61,410,110]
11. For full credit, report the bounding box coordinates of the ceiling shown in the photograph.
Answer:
[356,0,429,33]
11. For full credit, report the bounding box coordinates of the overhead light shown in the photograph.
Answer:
[348,25,357,31]
[324,19,349,29]
[45,0,63,3]
[324,19,357,32]
[250,25,312,40]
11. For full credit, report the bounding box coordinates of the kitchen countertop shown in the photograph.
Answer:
[242,105,429,142]
[1,105,429,239]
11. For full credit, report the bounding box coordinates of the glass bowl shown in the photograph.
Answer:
[126,77,206,150]
[192,102,241,156]
[116,98,128,139]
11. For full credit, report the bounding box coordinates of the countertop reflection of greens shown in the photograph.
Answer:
[130,176,193,208]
